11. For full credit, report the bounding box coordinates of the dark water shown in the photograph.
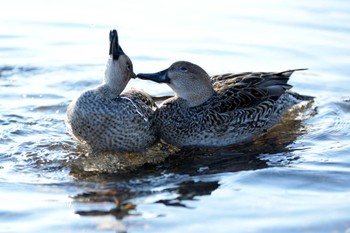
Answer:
[1,0,350,232]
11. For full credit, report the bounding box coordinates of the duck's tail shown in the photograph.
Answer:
[287,90,315,101]
[278,68,314,101]
[275,68,308,78]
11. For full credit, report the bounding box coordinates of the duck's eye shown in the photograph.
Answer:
[180,67,187,72]
[126,62,132,70]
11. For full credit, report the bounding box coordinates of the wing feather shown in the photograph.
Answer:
[204,69,303,113]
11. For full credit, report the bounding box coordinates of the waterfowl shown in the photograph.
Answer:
[66,30,157,152]
[137,61,313,148]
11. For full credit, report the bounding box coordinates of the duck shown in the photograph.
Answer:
[136,61,313,148]
[65,29,157,152]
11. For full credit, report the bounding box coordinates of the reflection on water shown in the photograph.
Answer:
[74,190,139,219]
[1,0,350,232]
[154,180,220,208]
[73,180,219,217]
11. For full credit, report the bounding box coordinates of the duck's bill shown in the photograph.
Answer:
[109,29,125,60]
[136,69,170,83]
[131,72,137,79]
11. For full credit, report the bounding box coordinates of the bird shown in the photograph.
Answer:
[137,61,313,148]
[65,29,157,152]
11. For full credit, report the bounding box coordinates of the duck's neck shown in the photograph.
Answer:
[98,58,126,98]
[176,85,215,107]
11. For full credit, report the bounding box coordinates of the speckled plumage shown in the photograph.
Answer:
[66,89,157,152]
[137,61,313,148]
[65,30,157,152]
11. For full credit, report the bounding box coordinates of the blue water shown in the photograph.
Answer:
[1,0,350,232]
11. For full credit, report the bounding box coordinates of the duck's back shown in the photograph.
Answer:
[66,89,156,152]
[156,70,312,148]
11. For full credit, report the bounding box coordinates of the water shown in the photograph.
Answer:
[1,0,350,232]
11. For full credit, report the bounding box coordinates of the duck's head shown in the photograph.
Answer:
[104,29,136,94]
[137,61,215,107]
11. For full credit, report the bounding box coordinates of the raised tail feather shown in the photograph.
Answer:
[278,69,314,101]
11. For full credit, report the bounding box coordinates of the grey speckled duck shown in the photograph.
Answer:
[66,30,157,152]
[137,61,313,148]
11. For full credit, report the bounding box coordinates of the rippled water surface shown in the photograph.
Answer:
[1,0,350,232]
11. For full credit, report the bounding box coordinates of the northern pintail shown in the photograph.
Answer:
[66,30,157,152]
[137,61,313,148]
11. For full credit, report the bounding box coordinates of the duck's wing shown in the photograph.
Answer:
[209,69,306,113]
[122,89,157,109]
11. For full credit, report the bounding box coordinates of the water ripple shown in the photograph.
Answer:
[1,0,350,232]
